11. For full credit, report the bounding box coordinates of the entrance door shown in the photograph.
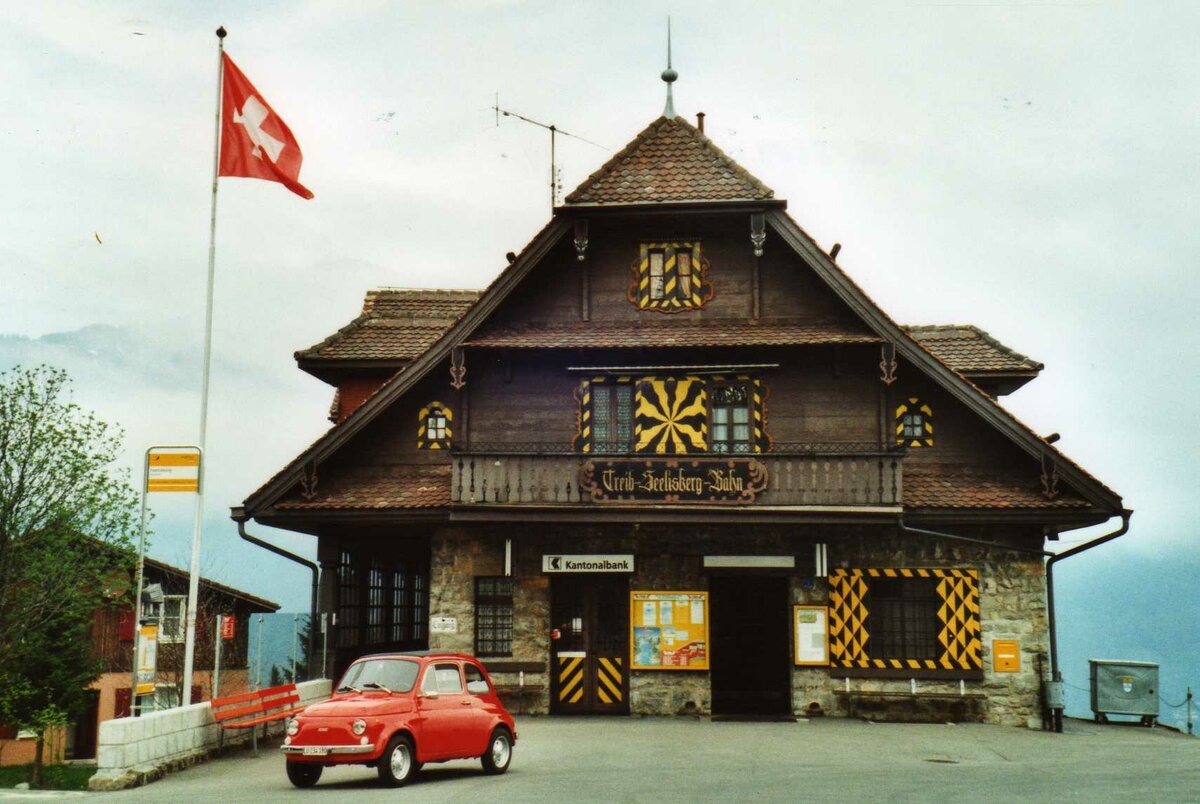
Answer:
[551,576,629,715]
[68,690,100,759]
[709,575,791,715]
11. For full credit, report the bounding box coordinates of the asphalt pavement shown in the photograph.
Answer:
[5,717,1198,802]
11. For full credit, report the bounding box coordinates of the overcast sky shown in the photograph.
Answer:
[2,0,1197,699]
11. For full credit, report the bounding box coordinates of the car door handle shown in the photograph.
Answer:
[460,699,473,706]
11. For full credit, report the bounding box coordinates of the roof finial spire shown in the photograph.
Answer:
[661,17,677,119]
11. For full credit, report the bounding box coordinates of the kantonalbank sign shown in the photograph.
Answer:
[542,554,635,573]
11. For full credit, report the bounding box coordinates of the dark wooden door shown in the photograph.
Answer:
[551,577,629,715]
[69,690,100,759]
[710,575,791,715]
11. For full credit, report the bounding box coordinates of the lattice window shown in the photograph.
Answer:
[627,241,713,313]
[578,375,768,455]
[337,551,360,649]
[475,577,515,657]
[417,401,452,449]
[591,383,634,454]
[575,377,635,453]
[711,384,753,454]
[412,571,427,641]
[366,560,385,644]
[390,568,409,643]
[866,577,938,660]
[895,398,934,447]
[828,568,980,672]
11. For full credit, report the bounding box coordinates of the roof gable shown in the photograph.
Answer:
[243,130,1121,519]
[563,116,775,206]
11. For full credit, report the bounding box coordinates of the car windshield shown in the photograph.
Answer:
[337,658,419,693]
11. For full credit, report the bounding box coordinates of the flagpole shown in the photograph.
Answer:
[181,24,226,708]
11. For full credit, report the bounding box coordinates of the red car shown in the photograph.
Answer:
[281,652,517,788]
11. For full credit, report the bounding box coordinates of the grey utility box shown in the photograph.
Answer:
[1089,659,1159,724]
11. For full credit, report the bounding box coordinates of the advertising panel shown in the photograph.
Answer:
[136,624,158,695]
[793,605,829,666]
[630,591,709,671]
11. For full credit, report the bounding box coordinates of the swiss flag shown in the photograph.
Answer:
[219,52,313,199]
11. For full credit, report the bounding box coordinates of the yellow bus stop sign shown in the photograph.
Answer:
[146,449,201,493]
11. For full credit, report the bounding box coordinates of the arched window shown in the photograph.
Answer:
[417,402,452,449]
[895,398,933,447]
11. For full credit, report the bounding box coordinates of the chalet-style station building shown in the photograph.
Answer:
[237,109,1125,727]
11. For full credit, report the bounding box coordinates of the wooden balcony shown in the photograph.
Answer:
[450,446,902,509]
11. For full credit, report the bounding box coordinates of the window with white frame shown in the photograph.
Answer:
[160,596,187,643]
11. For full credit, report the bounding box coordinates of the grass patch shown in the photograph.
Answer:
[0,763,95,790]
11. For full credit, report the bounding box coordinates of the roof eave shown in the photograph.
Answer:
[557,198,786,214]
[295,358,412,385]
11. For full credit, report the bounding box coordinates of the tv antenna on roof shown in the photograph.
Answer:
[493,93,606,211]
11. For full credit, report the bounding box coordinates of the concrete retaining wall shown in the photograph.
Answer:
[88,679,331,791]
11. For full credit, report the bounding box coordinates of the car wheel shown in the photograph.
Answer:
[286,761,322,788]
[481,727,513,775]
[378,734,417,787]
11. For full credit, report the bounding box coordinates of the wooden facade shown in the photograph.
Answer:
[241,114,1123,725]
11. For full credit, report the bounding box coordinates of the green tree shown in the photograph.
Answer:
[0,366,138,787]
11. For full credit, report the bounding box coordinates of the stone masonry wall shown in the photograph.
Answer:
[794,529,1048,728]
[426,523,1047,726]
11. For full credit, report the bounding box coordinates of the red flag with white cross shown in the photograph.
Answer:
[219,52,313,199]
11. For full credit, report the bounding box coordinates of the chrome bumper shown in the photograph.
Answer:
[281,744,375,755]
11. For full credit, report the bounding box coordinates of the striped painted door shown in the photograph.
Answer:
[551,577,629,715]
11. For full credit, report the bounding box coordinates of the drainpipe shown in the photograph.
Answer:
[231,507,319,682]
[1044,509,1132,732]
[899,511,1132,733]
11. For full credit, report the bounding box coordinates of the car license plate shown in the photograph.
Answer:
[302,747,330,756]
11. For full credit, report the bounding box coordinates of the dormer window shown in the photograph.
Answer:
[896,398,933,447]
[628,241,713,313]
[417,402,452,449]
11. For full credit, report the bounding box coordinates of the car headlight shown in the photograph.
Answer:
[286,718,299,736]
[352,719,367,736]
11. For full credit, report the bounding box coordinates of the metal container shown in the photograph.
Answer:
[1089,659,1159,724]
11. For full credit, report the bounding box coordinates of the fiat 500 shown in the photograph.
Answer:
[281,652,516,788]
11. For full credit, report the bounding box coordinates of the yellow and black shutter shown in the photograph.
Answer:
[626,241,714,313]
[828,568,981,672]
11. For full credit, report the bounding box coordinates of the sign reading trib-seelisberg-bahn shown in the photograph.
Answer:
[579,458,769,504]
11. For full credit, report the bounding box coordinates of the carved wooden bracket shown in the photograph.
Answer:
[750,212,766,257]
[299,460,319,501]
[1040,453,1060,499]
[574,220,589,262]
[879,343,898,385]
[450,347,467,390]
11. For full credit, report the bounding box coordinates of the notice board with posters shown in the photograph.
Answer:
[630,591,710,671]
[793,605,829,666]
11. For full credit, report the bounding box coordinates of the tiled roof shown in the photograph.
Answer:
[465,320,879,349]
[563,116,775,205]
[905,325,1042,375]
[296,289,481,363]
[903,469,1090,510]
[276,464,451,510]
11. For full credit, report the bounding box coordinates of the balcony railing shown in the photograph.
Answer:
[450,445,901,508]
